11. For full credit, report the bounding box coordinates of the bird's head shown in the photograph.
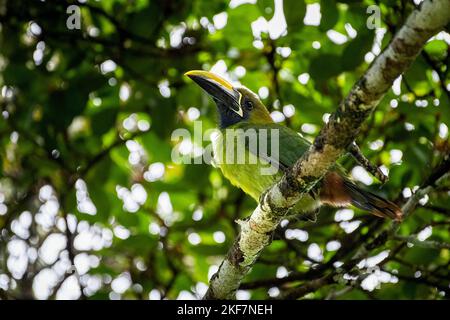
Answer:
[185,70,273,128]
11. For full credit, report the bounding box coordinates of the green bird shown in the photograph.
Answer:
[185,70,402,221]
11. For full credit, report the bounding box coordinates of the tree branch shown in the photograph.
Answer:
[204,0,450,300]
[233,155,449,298]
[348,142,388,183]
[394,234,450,249]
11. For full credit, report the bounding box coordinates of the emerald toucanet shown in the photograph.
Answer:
[185,70,402,221]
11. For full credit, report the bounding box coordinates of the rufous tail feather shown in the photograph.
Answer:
[320,172,402,221]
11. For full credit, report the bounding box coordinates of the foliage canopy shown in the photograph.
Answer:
[0,0,449,300]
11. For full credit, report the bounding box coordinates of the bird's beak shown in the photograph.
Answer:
[185,70,243,117]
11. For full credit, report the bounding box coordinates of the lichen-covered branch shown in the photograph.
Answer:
[348,142,388,183]
[204,0,450,300]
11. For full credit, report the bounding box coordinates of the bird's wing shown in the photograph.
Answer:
[234,122,311,173]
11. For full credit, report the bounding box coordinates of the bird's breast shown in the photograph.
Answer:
[211,129,283,200]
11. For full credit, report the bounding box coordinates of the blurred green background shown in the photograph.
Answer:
[0,0,449,300]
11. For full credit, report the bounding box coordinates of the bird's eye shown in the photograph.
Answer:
[245,100,253,110]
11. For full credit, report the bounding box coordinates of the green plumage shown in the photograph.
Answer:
[186,71,402,221]
[212,122,321,214]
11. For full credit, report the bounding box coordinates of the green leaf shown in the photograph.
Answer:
[403,56,431,96]
[126,2,162,39]
[91,107,118,136]
[342,31,374,70]
[284,0,306,31]
[115,234,157,256]
[309,53,342,81]
[319,0,339,31]
[139,132,173,163]
[223,3,260,49]
[424,40,448,60]
[257,0,275,20]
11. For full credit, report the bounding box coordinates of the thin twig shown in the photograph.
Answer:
[348,142,388,183]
